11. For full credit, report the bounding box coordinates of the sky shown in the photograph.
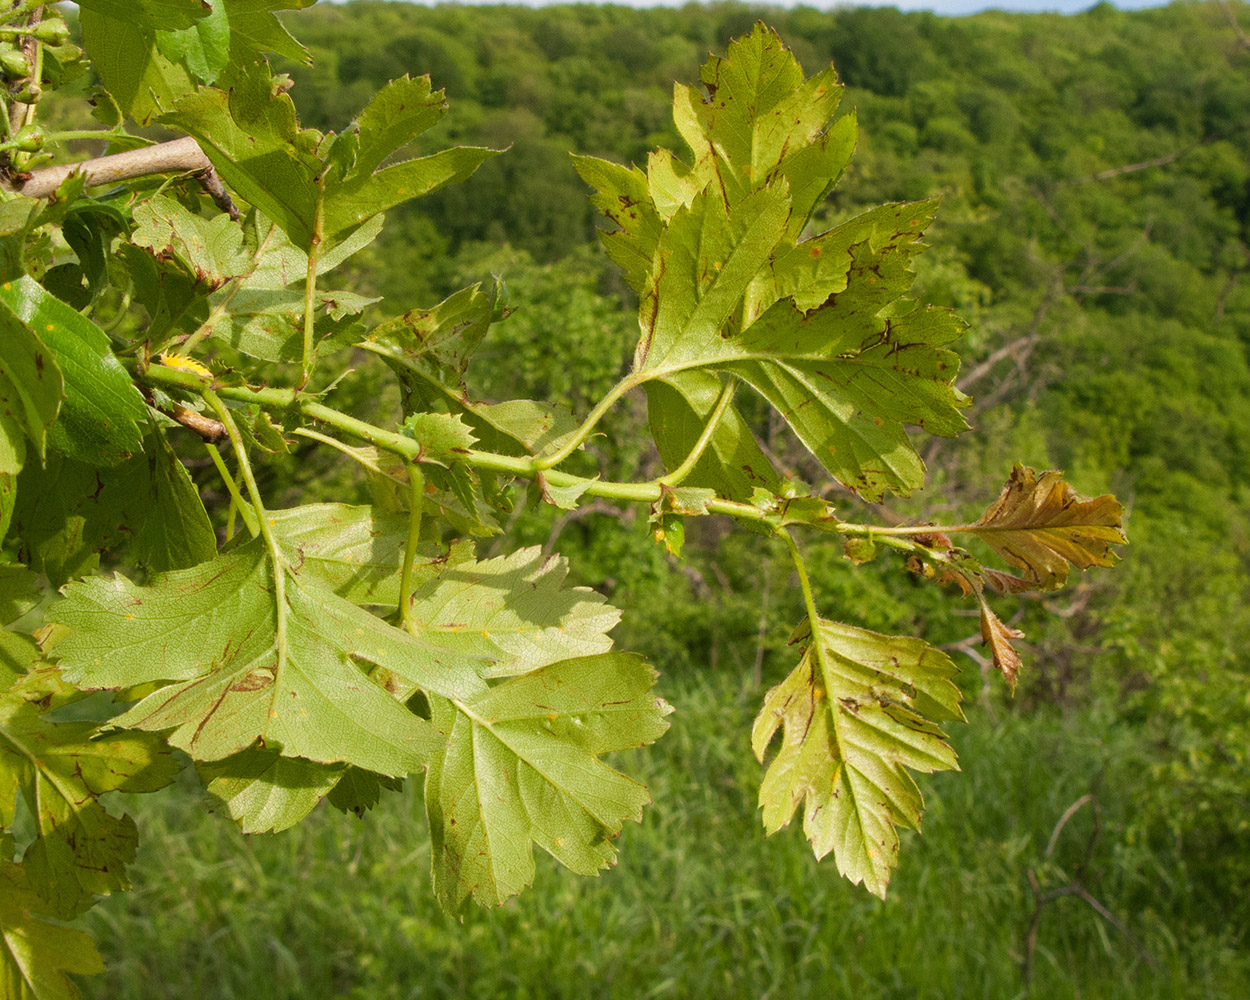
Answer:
[324,0,1174,15]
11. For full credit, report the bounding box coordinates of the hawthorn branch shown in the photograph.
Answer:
[6,135,240,219]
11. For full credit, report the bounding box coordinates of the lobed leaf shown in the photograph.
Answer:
[978,598,1025,690]
[49,538,487,774]
[0,860,104,1000]
[163,63,499,255]
[752,618,963,898]
[405,546,621,679]
[199,747,344,834]
[967,465,1127,590]
[425,653,671,910]
[0,668,180,918]
[261,502,458,608]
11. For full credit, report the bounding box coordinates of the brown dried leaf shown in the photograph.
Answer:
[978,597,1025,690]
[967,465,1125,590]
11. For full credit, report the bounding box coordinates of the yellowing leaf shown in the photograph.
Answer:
[0,860,104,1000]
[425,653,671,911]
[0,668,179,918]
[752,618,963,898]
[966,465,1126,591]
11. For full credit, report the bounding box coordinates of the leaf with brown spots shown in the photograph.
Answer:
[49,536,486,775]
[752,618,963,899]
[965,465,1126,591]
[0,858,105,1000]
[572,25,968,501]
[0,667,180,919]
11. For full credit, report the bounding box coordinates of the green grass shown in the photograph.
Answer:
[82,671,1248,1000]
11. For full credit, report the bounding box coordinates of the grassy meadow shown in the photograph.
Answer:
[84,670,1247,999]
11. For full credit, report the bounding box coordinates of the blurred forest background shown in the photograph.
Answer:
[77,1,1249,997]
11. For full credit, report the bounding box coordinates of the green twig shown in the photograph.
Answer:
[302,191,325,384]
[140,365,978,548]
[778,528,833,676]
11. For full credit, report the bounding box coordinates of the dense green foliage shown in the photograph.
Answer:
[0,0,1243,996]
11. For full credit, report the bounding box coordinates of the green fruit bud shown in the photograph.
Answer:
[13,125,44,152]
[0,48,27,78]
[32,19,70,46]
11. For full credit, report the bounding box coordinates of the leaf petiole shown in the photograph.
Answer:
[202,388,289,671]
[205,443,259,539]
[651,375,736,487]
[399,464,424,630]
[530,373,637,471]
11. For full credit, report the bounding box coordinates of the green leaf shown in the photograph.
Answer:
[0,859,104,1000]
[425,653,671,910]
[326,767,403,818]
[0,668,180,918]
[401,412,477,465]
[76,0,210,31]
[80,11,195,126]
[0,300,62,466]
[635,186,792,373]
[0,278,147,467]
[0,567,39,626]
[675,23,844,216]
[364,285,493,389]
[160,64,322,249]
[220,0,317,70]
[321,146,499,248]
[362,285,579,459]
[752,619,963,898]
[208,285,377,364]
[130,194,251,288]
[722,301,969,501]
[155,2,230,83]
[162,64,499,254]
[259,502,466,608]
[50,539,486,774]
[965,465,1127,591]
[406,547,621,679]
[347,75,448,182]
[13,434,215,588]
[571,155,662,294]
[200,747,344,834]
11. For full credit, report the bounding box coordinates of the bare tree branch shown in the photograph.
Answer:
[5,136,240,218]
